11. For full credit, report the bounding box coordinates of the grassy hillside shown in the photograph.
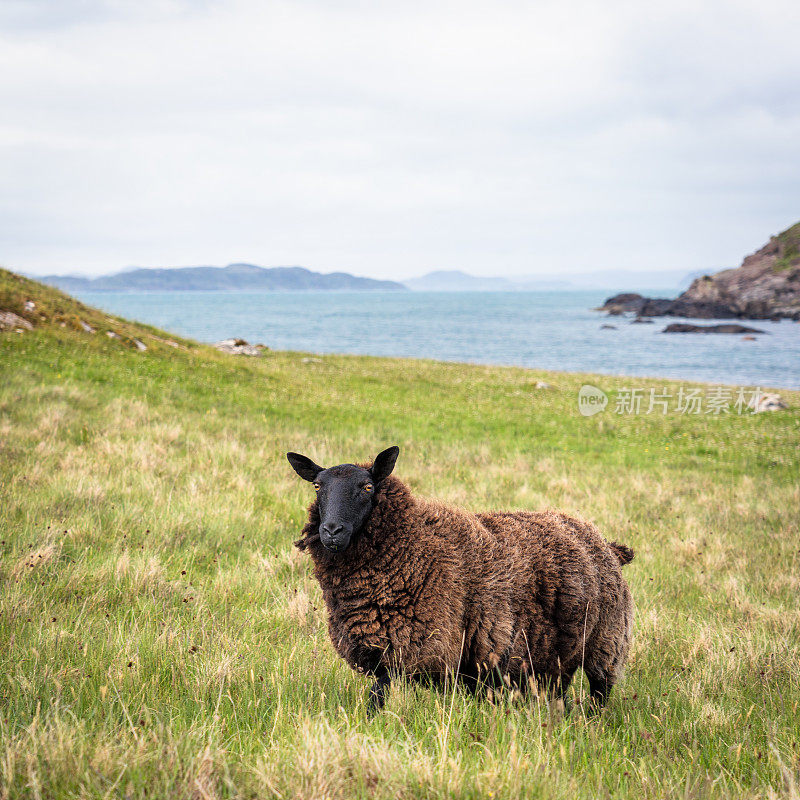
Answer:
[0,268,198,353]
[775,222,800,272]
[1,270,799,799]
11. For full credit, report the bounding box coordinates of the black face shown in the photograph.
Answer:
[286,446,399,553]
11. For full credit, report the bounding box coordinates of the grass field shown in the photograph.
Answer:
[1,268,799,799]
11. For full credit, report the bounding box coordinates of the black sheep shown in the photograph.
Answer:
[289,446,634,712]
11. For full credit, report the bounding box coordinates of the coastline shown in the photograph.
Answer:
[72,288,800,390]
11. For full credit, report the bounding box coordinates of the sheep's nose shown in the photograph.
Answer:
[321,522,345,538]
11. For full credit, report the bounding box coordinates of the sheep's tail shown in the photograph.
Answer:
[609,541,635,565]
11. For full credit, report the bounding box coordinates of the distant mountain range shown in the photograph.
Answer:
[39,264,407,293]
[35,263,697,294]
[403,269,696,292]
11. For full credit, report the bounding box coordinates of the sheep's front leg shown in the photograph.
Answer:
[367,667,391,716]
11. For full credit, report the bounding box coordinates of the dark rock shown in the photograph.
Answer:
[630,317,654,324]
[597,295,674,316]
[600,324,617,330]
[662,323,766,334]
[667,299,740,319]
[638,298,675,316]
[596,293,646,314]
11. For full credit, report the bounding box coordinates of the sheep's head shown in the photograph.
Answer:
[286,446,399,553]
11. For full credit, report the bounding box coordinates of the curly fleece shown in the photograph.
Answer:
[295,473,634,700]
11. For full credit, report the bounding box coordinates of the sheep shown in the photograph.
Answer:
[287,446,634,713]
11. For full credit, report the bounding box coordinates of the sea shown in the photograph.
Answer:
[73,290,800,389]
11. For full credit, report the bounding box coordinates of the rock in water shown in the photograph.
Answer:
[595,293,646,315]
[662,323,766,334]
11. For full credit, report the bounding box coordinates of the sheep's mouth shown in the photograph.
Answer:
[319,522,354,553]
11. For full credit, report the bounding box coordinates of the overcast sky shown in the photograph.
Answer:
[1,0,798,280]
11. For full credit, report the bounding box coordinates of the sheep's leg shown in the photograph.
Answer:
[533,672,573,713]
[555,673,572,697]
[552,673,573,714]
[367,667,391,715]
[533,672,571,698]
[586,673,612,711]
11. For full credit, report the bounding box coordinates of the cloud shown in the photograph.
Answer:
[1,0,799,277]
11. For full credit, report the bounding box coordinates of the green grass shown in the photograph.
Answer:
[1,269,799,799]
[774,222,800,272]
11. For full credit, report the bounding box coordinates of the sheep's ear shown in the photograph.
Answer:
[286,452,324,482]
[371,446,399,483]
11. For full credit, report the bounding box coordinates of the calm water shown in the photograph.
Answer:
[74,290,800,388]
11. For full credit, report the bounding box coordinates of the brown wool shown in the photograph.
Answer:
[295,473,634,704]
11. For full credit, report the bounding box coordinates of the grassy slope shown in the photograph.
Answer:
[775,222,800,272]
[1,269,799,799]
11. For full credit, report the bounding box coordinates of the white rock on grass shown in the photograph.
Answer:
[79,320,96,333]
[749,393,789,413]
[214,338,267,356]
[0,310,33,331]
[148,335,183,349]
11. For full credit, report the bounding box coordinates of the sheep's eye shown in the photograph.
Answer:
[313,483,321,491]
[363,484,373,493]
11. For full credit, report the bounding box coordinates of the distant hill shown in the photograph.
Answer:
[403,270,517,291]
[404,270,573,291]
[39,264,407,293]
[403,269,691,292]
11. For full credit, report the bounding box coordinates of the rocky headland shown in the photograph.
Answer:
[599,222,800,321]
